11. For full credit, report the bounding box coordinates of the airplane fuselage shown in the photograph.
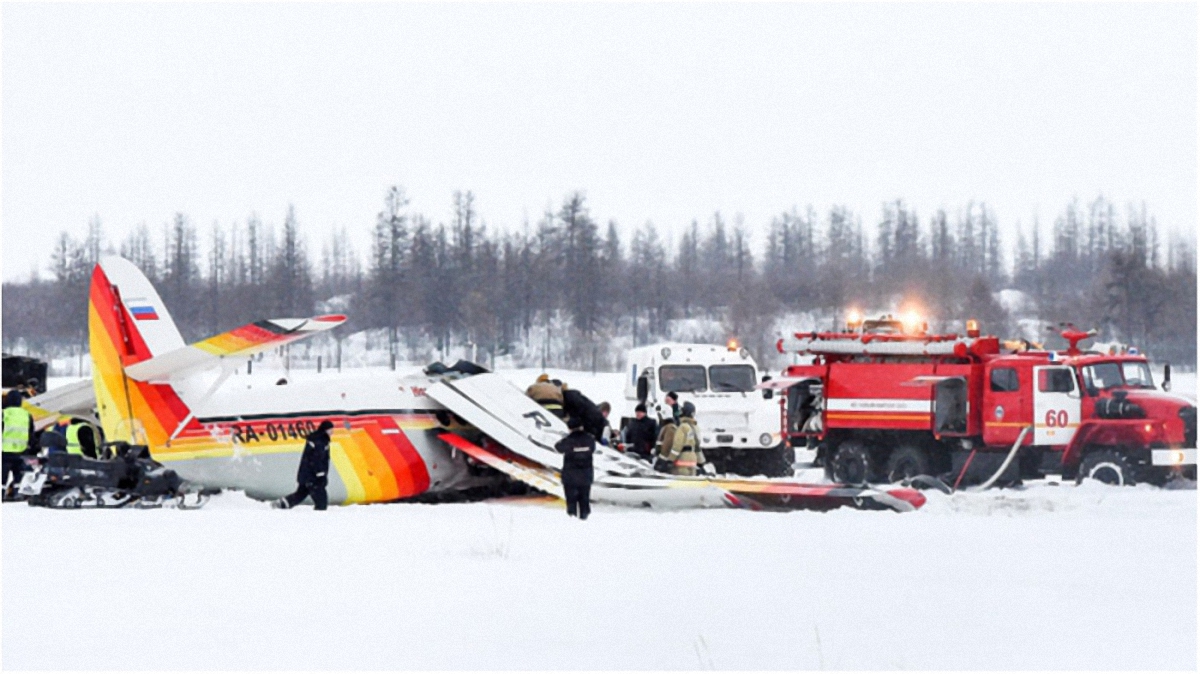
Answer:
[153,370,478,503]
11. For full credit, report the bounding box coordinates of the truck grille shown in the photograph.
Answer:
[1181,406,1196,448]
[716,434,734,443]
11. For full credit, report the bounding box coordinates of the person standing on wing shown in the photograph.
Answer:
[526,374,566,419]
[276,420,334,511]
[555,416,596,520]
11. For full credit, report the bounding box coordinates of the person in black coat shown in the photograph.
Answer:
[561,385,607,443]
[621,403,659,461]
[276,420,334,510]
[555,416,595,520]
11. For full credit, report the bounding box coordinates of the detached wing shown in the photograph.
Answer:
[124,314,346,382]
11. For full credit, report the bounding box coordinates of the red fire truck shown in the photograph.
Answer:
[771,315,1197,487]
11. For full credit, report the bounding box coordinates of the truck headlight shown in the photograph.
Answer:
[760,433,773,447]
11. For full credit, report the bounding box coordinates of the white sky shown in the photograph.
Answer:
[2,2,1196,281]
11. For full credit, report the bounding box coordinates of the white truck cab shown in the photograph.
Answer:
[621,342,793,476]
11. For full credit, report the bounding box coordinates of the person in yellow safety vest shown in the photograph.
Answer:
[3,389,35,496]
[65,421,98,458]
[525,374,566,419]
[666,402,716,477]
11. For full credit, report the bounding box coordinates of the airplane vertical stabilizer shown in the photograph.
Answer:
[89,257,198,446]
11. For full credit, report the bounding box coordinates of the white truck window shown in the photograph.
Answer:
[709,365,756,392]
[659,365,707,392]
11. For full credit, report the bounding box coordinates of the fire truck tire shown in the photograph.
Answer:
[885,445,932,483]
[828,440,878,485]
[759,445,795,477]
[1078,449,1137,486]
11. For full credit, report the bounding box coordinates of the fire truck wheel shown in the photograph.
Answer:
[885,445,931,483]
[1078,449,1137,486]
[758,445,795,477]
[829,440,877,485]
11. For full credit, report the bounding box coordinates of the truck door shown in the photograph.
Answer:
[983,364,1029,447]
[1033,365,1081,446]
[933,377,969,436]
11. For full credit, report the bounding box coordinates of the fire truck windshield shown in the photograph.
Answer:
[659,365,707,392]
[1121,362,1155,388]
[1082,361,1155,392]
[709,365,757,392]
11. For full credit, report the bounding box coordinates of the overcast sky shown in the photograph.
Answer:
[3,2,1196,281]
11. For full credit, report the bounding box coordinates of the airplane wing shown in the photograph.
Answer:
[124,314,346,382]
[428,372,926,513]
[426,374,567,469]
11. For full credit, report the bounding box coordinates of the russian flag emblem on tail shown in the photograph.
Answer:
[129,304,159,321]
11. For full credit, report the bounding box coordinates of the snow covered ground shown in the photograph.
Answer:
[9,367,1194,669]
[2,484,1195,670]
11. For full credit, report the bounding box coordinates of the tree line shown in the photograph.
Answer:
[3,188,1195,370]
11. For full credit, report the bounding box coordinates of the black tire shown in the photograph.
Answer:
[1078,449,1137,486]
[759,444,795,478]
[885,444,932,483]
[828,440,877,485]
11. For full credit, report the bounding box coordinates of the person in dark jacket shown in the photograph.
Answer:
[621,403,658,461]
[276,420,334,510]
[662,391,681,425]
[555,416,595,520]
[561,384,607,443]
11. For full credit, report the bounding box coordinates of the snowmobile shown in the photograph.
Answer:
[17,443,209,509]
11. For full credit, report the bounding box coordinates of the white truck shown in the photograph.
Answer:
[619,342,794,476]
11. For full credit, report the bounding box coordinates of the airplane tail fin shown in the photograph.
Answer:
[89,256,348,448]
[89,257,193,446]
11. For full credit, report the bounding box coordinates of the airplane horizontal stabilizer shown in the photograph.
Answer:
[124,315,346,382]
[24,380,100,429]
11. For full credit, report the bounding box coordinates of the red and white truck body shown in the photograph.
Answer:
[771,320,1196,486]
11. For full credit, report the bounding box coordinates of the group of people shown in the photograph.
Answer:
[2,388,101,499]
[618,391,713,477]
[526,376,713,521]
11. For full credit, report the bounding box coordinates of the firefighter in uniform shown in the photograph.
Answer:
[526,374,566,419]
[276,420,334,510]
[653,416,678,473]
[3,390,34,496]
[666,402,713,476]
[554,416,595,519]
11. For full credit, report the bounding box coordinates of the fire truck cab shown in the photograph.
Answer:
[773,317,1196,487]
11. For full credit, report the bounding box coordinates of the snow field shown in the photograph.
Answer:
[2,483,1195,670]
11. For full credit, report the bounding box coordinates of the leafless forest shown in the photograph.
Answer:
[3,188,1195,370]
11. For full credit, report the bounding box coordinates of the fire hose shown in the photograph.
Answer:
[963,425,1033,492]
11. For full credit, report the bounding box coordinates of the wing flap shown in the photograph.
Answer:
[438,432,565,499]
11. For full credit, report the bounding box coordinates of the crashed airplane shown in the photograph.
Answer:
[30,256,925,512]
